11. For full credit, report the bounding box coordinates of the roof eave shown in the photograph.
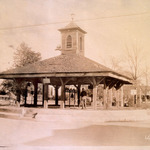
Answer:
[58,28,87,34]
[0,71,131,84]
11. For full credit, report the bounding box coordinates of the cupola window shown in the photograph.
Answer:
[66,35,72,48]
[80,37,82,50]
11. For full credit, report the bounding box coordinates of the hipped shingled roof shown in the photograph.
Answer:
[0,54,131,83]
[58,21,87,33]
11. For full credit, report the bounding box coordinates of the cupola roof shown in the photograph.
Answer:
[59,21,87,34]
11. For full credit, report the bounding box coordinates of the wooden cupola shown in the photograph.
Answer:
[58,20,87,56]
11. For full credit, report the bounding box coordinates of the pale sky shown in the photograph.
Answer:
[0,0,150,81]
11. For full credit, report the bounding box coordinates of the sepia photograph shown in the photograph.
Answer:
[0,0,150,150]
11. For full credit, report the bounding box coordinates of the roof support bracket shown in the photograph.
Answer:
[108,80,117,89]
[115,82,124,90]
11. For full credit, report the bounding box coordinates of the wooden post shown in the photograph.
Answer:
[108,88,113,108]
[33,81,38,107]
[24,83,28,106]
[69,89,71,107]
[93,85,98,109]
[16,88,21,107]
[60,78,65,108]
[116,89,119,108]
[103,81,108,109]
[15,79,22,107]
[60,85,65,108]
[77,84,81,107]
[42,84,44,107]
[55,86,59,106]
[104,88,108,109]
[92,77,98,110]
[120,86,124,107]
[43,84,49,108]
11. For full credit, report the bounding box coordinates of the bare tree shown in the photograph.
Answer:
[109,55,122,72]
[124,43,144,106]
[140,60,150,102]
[125,43,143,82]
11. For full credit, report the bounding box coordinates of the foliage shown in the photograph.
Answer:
[13,42,41,67]
[1,80,15,94]
[1,42,41,95]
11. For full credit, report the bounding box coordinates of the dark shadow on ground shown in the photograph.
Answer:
[25,125,150,146]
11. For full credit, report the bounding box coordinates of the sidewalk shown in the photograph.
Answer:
[0,106,150,122]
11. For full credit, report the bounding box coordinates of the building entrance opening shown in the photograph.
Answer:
[65,85,77,108]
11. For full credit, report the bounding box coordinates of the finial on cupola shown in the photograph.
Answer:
[71,13,75,21]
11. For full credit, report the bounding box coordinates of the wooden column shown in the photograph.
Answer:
[104,88,108,109]
[92,77,98,110]
[103,80,108,109]
[61,84,65,107]
[15,79,22,107]
[60,78,66,108]
[120,86,124,107]
[42,84,44,107]
[61,85,65,101]
[77,84,81,107]
[16,88,21,107]
[24,83,28,106]
[43,84,49,108]
[108,88,113,108]
[33,81,38,107]
[55,86,59,106]
[93,85,98,109]
[116,89,119,108]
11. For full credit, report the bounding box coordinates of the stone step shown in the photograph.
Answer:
[0,107,21,114]
[0,112,19,119]
[0,111,37,121]
[0,107,38,120]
